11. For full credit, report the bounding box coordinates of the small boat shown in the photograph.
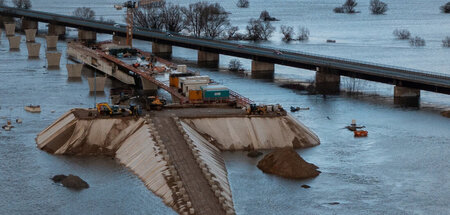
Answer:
[326,39,336,43]
[24,105,41,113]
[290,106,300,112]
[354,130,368,137]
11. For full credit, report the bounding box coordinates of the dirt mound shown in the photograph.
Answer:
[257,148,320,179]
[52,174,89,189]
[441,110,450,118]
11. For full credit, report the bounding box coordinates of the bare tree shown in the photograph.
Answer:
[370,0,388,14]
[236,0,249,8]
[13,0,31,9]
[132,1,165,30]
[334,0,358,13]
[409,36,425,46]
[99,16,115,24]
[443,37,450,47]
[224,26,245,40]
[203,3,230,38]
[343,0,358,13]
[441,2,450,13]
[298,26,310,41]
[228,59,244,71]
[182,2,230,38]
[162,3,184,32]
[393,29,410,40]
[73,7,95,20]
[280,25,294,42]
[245,18,275,41]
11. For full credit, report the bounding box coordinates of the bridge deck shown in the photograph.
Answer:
[1,6,449,94]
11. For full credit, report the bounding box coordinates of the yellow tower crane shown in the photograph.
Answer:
[114,0,161,47]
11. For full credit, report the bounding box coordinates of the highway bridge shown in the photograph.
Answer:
[1,6,449,96]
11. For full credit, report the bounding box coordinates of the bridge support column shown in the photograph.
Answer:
[394,86,420,107]
[46,52,62,69]
[8,36,21,50]
[4,23,16,36]
[315,67,340,94]
[198,51,219,67]
[21,18,38,31]
[141,78,158,94]
[113,35,127,45]
[78,29,97,42]
[0,16,14,28]
[88,76,106,92]
[45,35,58,50]
[48,24,66,38]
[251,60,274,79]
[25,29,37,42]
[27,43,41,58]
[66,64,83,78]
[152,42,172,58]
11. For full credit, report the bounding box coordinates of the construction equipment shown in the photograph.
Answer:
[114,0,161,47]
[142,96,166,110]
[96,103,132,116]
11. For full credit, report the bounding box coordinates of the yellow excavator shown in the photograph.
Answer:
[147,96,165,110]
[96,103,133,116]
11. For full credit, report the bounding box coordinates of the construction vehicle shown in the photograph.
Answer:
[246,104,267,115]
[141,96,166,110]
[96,103,133,116]
[114,0,161,47]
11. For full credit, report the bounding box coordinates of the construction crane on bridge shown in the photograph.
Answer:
[114,0,160,47]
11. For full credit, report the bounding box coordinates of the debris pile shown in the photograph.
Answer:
[257,148,320,179]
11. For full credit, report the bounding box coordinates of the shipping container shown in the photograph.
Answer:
[180,79,210,96]
[169,72,195,88]
[189,90,203,102]
[201,85,230,101]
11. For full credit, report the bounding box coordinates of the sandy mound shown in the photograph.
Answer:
[257,148,320,179]
[441,110,450,118]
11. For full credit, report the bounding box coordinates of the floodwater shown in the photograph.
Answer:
[1,0,450,214]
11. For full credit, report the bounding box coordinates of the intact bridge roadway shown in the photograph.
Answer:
[1,6,449,96]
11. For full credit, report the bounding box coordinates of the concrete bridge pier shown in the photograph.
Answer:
[4,23,16,36]
[0,16,14,28]
[48,24,66,39]
[46,52,62,68]
[88,76,106,92]
[315,67,341,94]
[27,42,41,58]
[152,42,172,58]
[141,78,158,95]
[8,36,21,50]
[394,86,420,107]
[113,35,127,45]
[45,35,58,50]
[198,51,219,67]
[78,30,97,42]
[66,64,83,78]
[251,60,274,79]
[25,29,37,42]
[21,18,38,31]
